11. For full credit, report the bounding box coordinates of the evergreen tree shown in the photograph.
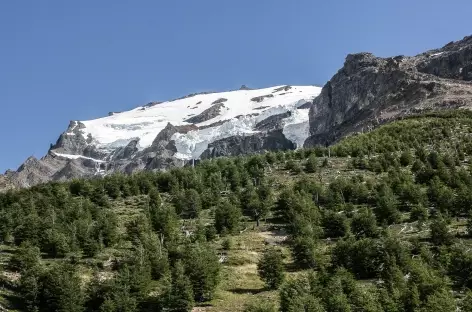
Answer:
[19,267,42,312]
[305,154,318,173]
[322,211,349,238]
[430,217,453,246]
[279,277,325,312]
[257,248,285,289]
[290,235,318,269]
[214,199,242,234]
[286,160,302,174]
[461,291,472,312]
[420,290,456,312]
[169,261,195,312]
[183,188,202,219]
[375,185,401,225]
[10,241,41,272]
[350,209,378,239]
[39,263,85,312]
[243,188,267,227]
[183,244,220,302]
[402,283,420,312]
[400,150,413,166]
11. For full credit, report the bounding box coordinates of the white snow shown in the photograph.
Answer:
[282,108,311,149]
[53,152,106,163]
[431,52,444,57]
[74,85,321,159]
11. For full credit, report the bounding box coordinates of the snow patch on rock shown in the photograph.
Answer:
[70,85,321,159]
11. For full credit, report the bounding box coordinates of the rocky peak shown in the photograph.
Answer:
[342,52,384,74]
[152,123,178,145]
[17,156,39,172]
[305,34,472,147]
[416,35,472,81]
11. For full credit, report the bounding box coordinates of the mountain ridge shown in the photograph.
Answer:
[305,34,472,146]
[2,35,472,190]
[3,85,321,188]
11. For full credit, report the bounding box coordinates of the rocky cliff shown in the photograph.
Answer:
[305,35,472,146]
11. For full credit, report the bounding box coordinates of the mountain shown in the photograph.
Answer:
[3,85,321,188]
[3,34,472,189]
[306,35,472,146]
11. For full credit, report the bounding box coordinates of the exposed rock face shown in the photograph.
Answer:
[212,98,228,104]
[305,35,472,146]
[255,112,292,131]
[273,85,292,93]
[200,130,294,159]
[0,174,14,191]
[111,139,139,161]
[184,103,226,124]
[416,36,472,81]
[251,94,274,103]
[52,121,89,154]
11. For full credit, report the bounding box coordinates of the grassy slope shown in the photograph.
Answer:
[2,111,472,311]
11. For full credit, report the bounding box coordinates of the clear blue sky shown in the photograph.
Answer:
[1,0,471,172]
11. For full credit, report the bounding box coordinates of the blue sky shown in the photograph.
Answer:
[1,0,471,172]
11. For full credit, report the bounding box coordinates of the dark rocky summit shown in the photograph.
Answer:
[239,85,252,90]
[305,35,472,147]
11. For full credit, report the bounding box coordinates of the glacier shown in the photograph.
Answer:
[74,85,321,160]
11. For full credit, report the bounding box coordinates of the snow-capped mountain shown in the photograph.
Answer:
[5,85,321,187]
[56,85,320,162]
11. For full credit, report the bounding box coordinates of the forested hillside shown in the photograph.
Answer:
[3,110,472,311]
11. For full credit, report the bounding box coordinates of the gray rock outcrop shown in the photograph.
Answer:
[200,130,294,159]
[184,103,226,124]
[305,35,472,146]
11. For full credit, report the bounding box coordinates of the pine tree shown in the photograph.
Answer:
[430,217,453,246]
[375,185,401,225]
[351,209,378,239]
[10,241,41,272]
[257,248,285,289]
[305,154,318,173]
[183,244,220,302]
[420,289,456,312]
[400,150,413,166]
[461,291,472,312]
[39,263,85,312]
[214,199,242,234]
[184,188,202,219]
[19,267,42,312]
[169,261,195,312]
[322,211,349,238]
[410,204,428,229]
